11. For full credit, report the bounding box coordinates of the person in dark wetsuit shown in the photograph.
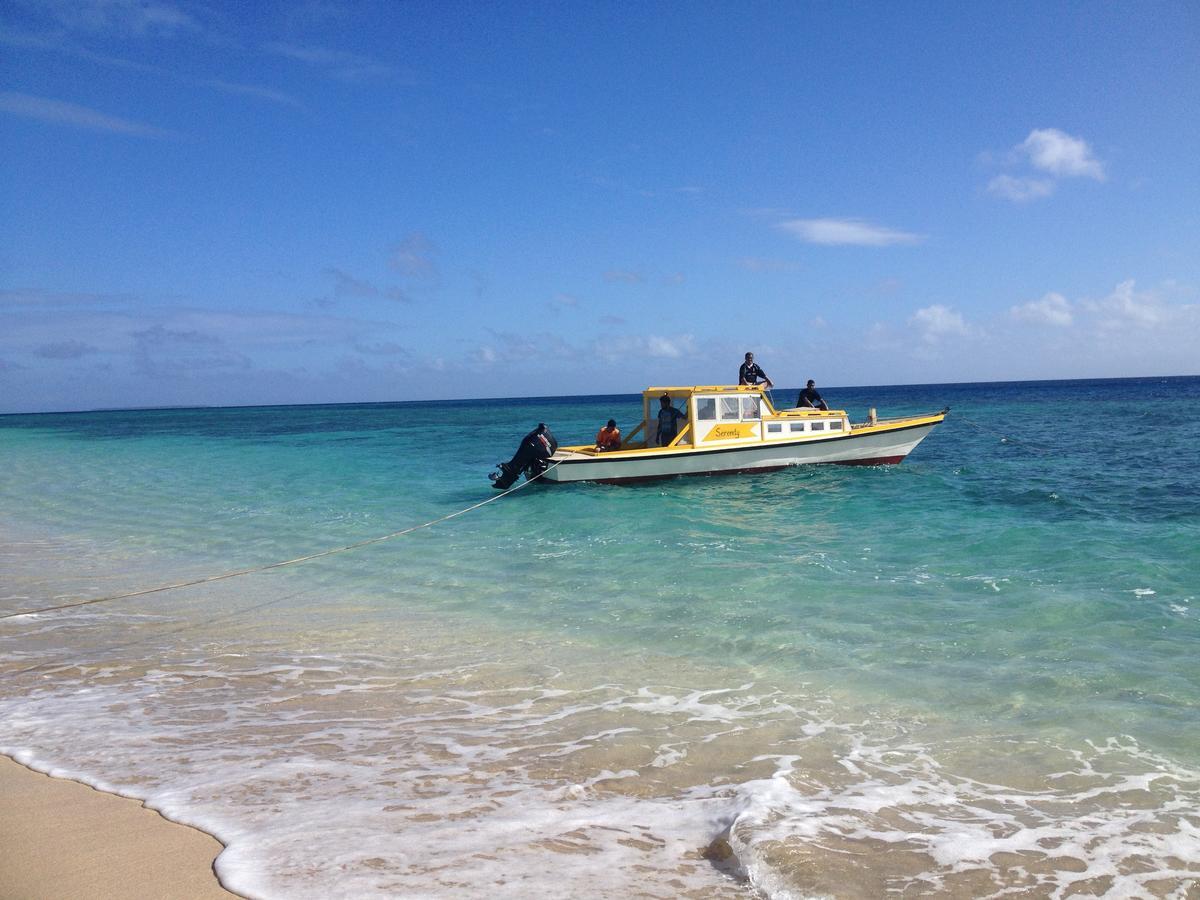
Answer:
[490,423,559,489]
[738,352,773,388]
[797,379,829,411]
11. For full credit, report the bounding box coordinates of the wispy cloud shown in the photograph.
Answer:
[201,79,304,110]
[0,289,127,308]
[325,268,410,303]
[2,24,302,113]
[1011,292,1073,326]
[987,174,1055,203]
[738,257,802,273]
[41,0,200,37]
[549,293,579,310]
[132,324,250,376]
[264,40,394,81]
[470,328,697,370]
[0,91,178,138]
[354,340,410,357]
[389,233,438,279]
[779,218,923,247]
[34,339,101,359]
[603,270,645,284]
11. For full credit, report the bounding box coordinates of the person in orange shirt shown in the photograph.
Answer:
[595,419,621,451]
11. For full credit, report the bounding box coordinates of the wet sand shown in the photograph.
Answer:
[0,755,236,899]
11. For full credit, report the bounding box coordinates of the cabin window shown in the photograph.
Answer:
[719,397,740,420]
[790,422,806,433]
[767,422,782,433]
[812,422,825,431]
[696,398,716,421]
[830,420,843,430]
[741,396,761,420]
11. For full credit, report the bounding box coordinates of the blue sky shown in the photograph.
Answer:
[2,1,1198,413]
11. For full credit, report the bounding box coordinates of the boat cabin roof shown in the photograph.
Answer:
[642,385,843,418]
[645,385,764,395]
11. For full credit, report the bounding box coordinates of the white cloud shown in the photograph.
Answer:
[987,174,1055,203]
[588,333,696,362]
[778,218,923,247]
[986,128,1107,203]
[0,91,177,138]
[1020,128,1105,180]
[646,335,693,358]
[1011,292,1073,326]
[910,305,969,343]
[1086,279,1165,328]
[474,330,575,365]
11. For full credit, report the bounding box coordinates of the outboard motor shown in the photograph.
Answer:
[489,423,558,489]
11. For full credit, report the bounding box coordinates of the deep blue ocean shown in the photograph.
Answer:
[2,376,1198,898]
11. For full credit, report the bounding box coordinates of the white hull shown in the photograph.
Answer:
[544,422,937,484]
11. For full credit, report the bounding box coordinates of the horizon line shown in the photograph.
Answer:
[2,372,1196,418]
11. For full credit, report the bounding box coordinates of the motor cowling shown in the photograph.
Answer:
[489,424,558,489]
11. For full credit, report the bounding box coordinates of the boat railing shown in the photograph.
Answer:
[667,423,692,448]
[851,408,949,428]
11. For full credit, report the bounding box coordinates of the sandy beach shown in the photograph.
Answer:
[0,754,236,900]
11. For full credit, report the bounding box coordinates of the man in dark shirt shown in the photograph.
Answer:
[797,380,829,410]
[656,395,686,446]
[738,352,772,387]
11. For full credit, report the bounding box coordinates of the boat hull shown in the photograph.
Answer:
[544,419,939,484]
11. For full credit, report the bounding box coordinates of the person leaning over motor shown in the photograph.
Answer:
[797,379,829,411]
[738,352,773,388]
[595,419,621,451]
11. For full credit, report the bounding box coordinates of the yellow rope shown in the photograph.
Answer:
[0,463,558,621]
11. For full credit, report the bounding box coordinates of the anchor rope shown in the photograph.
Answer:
[0,462,559,622]
[956,416,1055,455]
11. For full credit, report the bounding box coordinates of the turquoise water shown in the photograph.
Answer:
[1,377,1198,898]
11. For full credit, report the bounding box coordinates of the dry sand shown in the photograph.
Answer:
[0,754,237,899]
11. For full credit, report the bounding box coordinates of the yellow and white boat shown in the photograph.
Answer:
[542,385,947,484]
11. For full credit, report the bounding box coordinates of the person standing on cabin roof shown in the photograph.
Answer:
[738,352,773,388]
[656,395,686,446]
[797,380,829,411]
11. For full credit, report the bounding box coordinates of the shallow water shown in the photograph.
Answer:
[2,377,1198,897]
